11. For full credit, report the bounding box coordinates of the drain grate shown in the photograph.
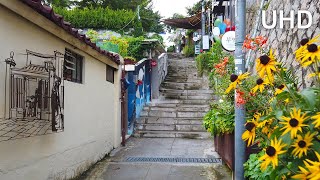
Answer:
[125,157,221,164]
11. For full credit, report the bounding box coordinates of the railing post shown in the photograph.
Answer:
[234,0,246,179]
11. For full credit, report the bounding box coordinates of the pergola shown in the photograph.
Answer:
[162,13,202,30]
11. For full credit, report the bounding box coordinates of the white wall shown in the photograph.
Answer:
[0,4,121,180]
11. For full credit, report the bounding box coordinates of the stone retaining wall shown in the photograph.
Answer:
[246,0,320,88]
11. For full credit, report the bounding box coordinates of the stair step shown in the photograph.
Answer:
[159,89,213,95]
[140,110,207,118]
[148,99,210,105]
[134,130,211,139]
[138,117,204,125]
[161,82,207,90]
[136,123,206,131]
[160,94,212,100]
[143,106,210,112]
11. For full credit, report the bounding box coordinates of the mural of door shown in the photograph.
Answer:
[1,50,64,142]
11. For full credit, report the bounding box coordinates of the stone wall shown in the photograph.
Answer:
[246,0,320,88]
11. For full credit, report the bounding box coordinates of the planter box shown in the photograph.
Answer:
[214,133,234,171]
[214,132,262,172]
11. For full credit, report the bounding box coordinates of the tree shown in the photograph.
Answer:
[42,0,73,8]
[186,0,211,16]
[70,0,164,34]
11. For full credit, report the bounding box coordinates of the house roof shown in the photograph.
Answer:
[20,0,120,64]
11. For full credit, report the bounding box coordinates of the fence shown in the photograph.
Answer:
[124,52,168,134]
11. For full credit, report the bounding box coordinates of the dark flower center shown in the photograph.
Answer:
[289,118,299,127]
[230,74,238,82]
[266,146,276,156]
[298,140,307,148]
[260,55,270,65]
[318,67,320,72]
[245,122,255,132]
[256,78,264,85]
[300,38,309,46]
[278,85,285,90]
[307,44,318,52]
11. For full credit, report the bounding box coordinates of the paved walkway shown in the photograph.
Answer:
[78,138,232,180]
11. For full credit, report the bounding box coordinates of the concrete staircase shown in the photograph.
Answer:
[134,57,212,139]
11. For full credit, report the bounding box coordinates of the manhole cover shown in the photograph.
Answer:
[125,157,222,163]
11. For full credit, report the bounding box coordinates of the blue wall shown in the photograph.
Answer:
[127,59,151,130]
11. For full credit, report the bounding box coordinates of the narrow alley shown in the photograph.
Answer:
[77,56,232,180]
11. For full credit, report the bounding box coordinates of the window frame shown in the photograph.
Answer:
[106,65,115,84]
[64,48,84,83]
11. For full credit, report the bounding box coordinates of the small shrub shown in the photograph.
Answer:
[182,43,195,57]
[167,45,175,52]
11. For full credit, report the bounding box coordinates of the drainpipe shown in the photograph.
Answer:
[121,63,126,146]
[234,0,246,179]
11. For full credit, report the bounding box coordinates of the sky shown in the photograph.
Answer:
[152,0,200,19]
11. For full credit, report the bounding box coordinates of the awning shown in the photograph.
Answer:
[162,13,201,30]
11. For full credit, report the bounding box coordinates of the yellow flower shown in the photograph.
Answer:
[291,166,310,180]
[311,112,320,128]
[308,71,320,79]
[304,152,320,180]
[242,116,259,147]
[275,84,286,95]
[259,138,286,170]
[295,35,320,60]
[258,119,273,137]
[280,108,308,139]
[291,132,315,158]
[251,78,269,93]
[256,49,277,82]
[299,44,320,67]
[284,98,289,104]
[225,72,250,93]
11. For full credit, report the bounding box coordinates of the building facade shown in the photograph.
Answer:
[0,0,122,179]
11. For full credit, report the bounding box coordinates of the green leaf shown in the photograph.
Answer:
[300,88,317,109]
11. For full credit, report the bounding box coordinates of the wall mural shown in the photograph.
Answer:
[1,50,64,142]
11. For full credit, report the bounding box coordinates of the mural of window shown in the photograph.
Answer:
[106,65,115,84]
[64,49,83,83]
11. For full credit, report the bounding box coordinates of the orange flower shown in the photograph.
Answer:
[214,57,229,75]
[255,36,268,46]
[236,89,246,107]
[243,35,257,50]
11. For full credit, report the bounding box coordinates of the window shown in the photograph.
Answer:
[106,65,115,84]
[64,49,83,83]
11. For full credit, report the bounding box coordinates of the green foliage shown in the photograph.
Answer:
[199,42,235,136]
[126,36,146,60]
[43,0,72,8]
[203,98,235,136]
[107,37,129,56]
[85,29,99,43]
[167,46,175,52]
[195,52,212,76]
[244,152,273,180]
[186,0,212,16]
[182,43,195,57]
[195,42,226,77]
[55,7,136,30]
[73,0,145,10]
[54,0,164,34]
[150,34,164,44]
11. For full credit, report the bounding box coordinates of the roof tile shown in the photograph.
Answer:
[21,0,120,64]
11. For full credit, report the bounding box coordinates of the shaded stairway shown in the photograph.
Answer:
[134,57,212,139]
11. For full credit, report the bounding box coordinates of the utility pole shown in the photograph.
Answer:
[234,0,246,179]
[201,0,206,50]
